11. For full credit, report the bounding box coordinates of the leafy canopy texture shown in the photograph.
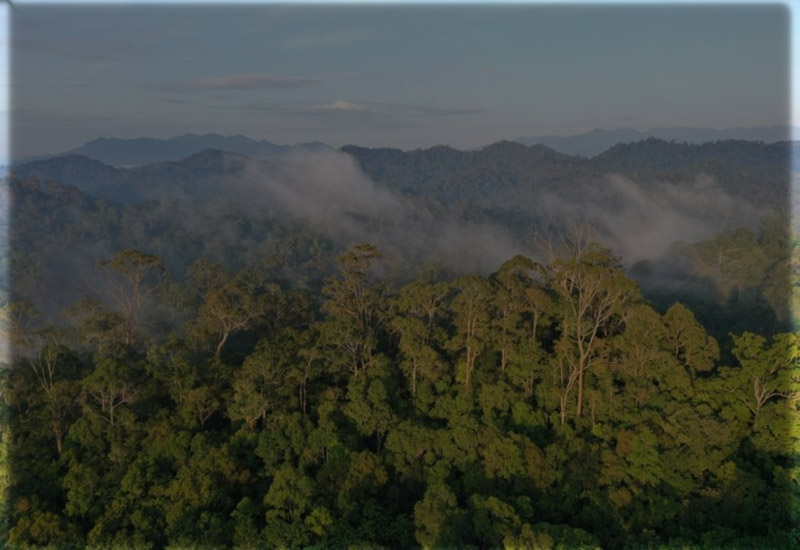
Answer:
[2,242,799,550]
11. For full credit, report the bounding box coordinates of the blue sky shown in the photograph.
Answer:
[1,1,794,161]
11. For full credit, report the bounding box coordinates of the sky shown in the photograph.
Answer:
[0,1,794,161]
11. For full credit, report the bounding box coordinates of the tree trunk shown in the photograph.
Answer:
[215,330,230,358]
[576,360,584,417]
[465,347,472,389]
[53,422,63,455]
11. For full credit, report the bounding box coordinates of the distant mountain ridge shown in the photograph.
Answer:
[343,138,790,198]
[514,125,798,157]
[10,149,253,203]
[16,126,799,167]
[53,133,330,167]
[10,138,792,300]
[13,138,791,219]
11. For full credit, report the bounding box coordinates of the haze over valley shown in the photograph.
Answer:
[3,4,798,550]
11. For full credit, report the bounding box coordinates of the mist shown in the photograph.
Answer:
[10,146,774,328]
[163,149,767,277]
[535,173,763,265]
[234,149,527,277]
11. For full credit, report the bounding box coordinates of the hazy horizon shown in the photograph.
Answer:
[15,122,800,159]
[5,6,798,547]
[10,4,789,161]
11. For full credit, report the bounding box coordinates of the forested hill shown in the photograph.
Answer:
[341,138,790,211]
[49,133,331,167]
[514,125,796,157]
[7,138,795,343]
[2,242,799,549]
[14,138,791,211]
[3,135,798,549]
[10,149,252,203]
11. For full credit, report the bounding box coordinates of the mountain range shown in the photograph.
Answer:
[341,138,791,211]
[11,138,791,236]
[514,125,798,157]
[8,136,793,335]
[53,133,330,167]
[13,126,798,168]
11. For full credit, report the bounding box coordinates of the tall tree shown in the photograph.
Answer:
[97,249,166,347]
[389,280,450,395]
[186,266,269,359]
[320,244,385,377]
[489,255,543,373]
[542,229,639,421]
[449,275,493,389]
[719,332,800,429]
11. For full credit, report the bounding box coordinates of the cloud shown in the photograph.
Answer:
[280,29,380,50]
[409,104,484,118]
[156,73,318,92]
[290,100,482,120]
[13,37,134,63]
[535,174,762,263]
[107,149,521,278]
[159,98,195,105]
[229,150,524,276]
[311,100,369,113]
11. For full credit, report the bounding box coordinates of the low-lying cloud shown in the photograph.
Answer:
[13,147,771,325]
[158,73,318,92]
[204,150,763,276]
[536,174,762,264]
[237,150,524,276]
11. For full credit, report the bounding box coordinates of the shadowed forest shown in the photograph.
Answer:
[1,139,799,549]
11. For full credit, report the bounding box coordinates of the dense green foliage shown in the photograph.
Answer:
[3,138,796,548]
[637,216,798,346]
[342,139,790,213]
[7,138,795,342]
[2,239,798,549]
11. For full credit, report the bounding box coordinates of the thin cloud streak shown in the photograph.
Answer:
[310,100,369,113]
[12,37,134,62]
[290,100,483,119]
[156,73,318,92]
[279,29,381,50]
